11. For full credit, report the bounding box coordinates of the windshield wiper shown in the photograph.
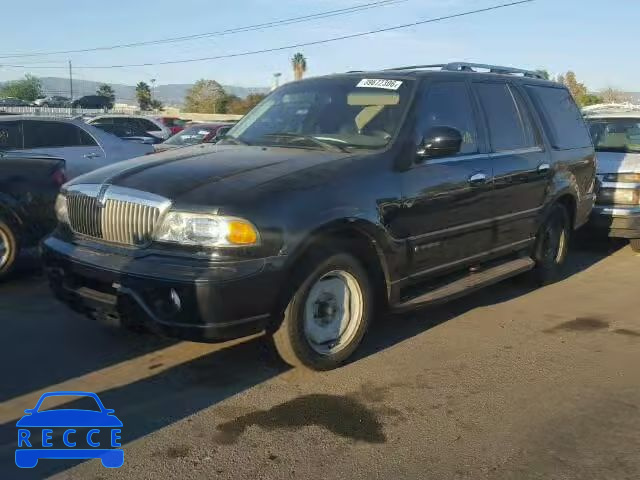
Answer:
[261,133,350,153]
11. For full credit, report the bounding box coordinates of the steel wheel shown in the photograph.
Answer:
[0,228,10,270]
[0,219,18,279]
[540,213,568,267]
[302,270,364,355]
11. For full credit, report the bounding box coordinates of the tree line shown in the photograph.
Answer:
[1,56,629,113]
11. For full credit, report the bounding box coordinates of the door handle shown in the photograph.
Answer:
[468,172,487,185]
[83,153,100,159]
[538,163,551,173]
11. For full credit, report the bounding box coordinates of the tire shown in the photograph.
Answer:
[272,251,373,370]
[529,204,571,285]
[630,239,640,253]
[0,219,19,281]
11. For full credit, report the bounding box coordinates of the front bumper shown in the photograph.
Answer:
[42,237,287,342]
[588,205,640,239]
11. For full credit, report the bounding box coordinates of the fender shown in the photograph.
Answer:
[283,209,405,301]
[0,193,23,228]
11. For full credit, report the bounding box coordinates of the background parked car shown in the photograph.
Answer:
[154,123,233,152]
[584,104,640,251]
[71,95,112,110]
[0,152,66,279]
[0,116,153,178]
[156,116,190,135]
[34,96,71,108]
[0,97,32,107]
[90,121,163,145]
[87,115,172,141]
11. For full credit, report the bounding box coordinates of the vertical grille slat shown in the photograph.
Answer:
[66,185,168,247]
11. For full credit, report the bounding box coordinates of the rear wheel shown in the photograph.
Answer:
[272,251,373,370]
[630,239,640,253]
[0,219,19,280]
[529,204,570,285]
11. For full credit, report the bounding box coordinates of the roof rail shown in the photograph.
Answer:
[385,62,544,79]
[384,64,446,71]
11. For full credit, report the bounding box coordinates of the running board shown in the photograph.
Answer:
[392,257,535,313]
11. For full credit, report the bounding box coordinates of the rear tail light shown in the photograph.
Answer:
[52,168,67,187]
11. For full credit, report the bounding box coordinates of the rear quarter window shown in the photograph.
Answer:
[525,85,591,150]
[0,121,23,149]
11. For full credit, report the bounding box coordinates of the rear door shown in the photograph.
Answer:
[22,120,104,178]
[394,79,494,278]
[473,81,551,249]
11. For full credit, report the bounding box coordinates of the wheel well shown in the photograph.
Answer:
[556,194,576,228]
[273,227,390,322]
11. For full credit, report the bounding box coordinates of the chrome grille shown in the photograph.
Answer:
[66,184,171,246]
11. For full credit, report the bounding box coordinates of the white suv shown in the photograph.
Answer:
[584,103,640,251]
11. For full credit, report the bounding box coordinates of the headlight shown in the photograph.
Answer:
[54,194,69,224]
[154,212,259,247]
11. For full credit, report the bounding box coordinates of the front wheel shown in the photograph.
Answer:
[529,204,570,285]
[630,239,640,253]
[272,252,373,370]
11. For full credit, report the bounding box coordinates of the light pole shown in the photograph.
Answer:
[150,78,156,109]
[272,73,282,91]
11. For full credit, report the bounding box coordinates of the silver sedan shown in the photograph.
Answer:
[0,116,154,178]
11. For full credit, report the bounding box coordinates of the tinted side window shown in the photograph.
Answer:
[23,121,85,148]
[0,121,23,149]
[137,118,161,132]
[511,87,541,148]
[79,128,98,146]
[417,82,478,155]
[525,85,591,149]
[475,83,532,152]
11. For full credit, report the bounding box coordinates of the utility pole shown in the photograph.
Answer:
[272,72,282,91]
[68,60,73,101]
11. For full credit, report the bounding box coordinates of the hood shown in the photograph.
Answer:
[596,151,640,174]
[68,144,352,203]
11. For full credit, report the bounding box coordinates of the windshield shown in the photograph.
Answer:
[223,77,413,151]
[588,118,640,153]
[164,125,216,146]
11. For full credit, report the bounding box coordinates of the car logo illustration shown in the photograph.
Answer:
[15,391,123,469]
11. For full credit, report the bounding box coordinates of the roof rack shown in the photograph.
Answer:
[385,62,545,79]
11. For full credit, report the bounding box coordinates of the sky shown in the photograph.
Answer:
[0,0,638,91]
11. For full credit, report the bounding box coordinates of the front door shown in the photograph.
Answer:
[472,81,551,248]
[22,120,104,178]
[393,80,494,279]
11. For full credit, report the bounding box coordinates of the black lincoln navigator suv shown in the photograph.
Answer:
[43,62,596,370]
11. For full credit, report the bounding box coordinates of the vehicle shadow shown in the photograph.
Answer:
[355,237,625,361]
[0,262,176,403]
[0,335,287,480]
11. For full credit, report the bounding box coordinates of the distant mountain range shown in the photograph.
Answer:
[30,77,269,106]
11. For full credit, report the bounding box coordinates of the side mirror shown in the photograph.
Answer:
[417,126,463,159]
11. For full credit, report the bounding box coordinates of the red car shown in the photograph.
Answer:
[154,123,234,152]
[156,117,190,135]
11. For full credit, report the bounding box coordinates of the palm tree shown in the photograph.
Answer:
[292,53,307,81]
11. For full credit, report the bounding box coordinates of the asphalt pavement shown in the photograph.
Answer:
[1,239,639,479]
